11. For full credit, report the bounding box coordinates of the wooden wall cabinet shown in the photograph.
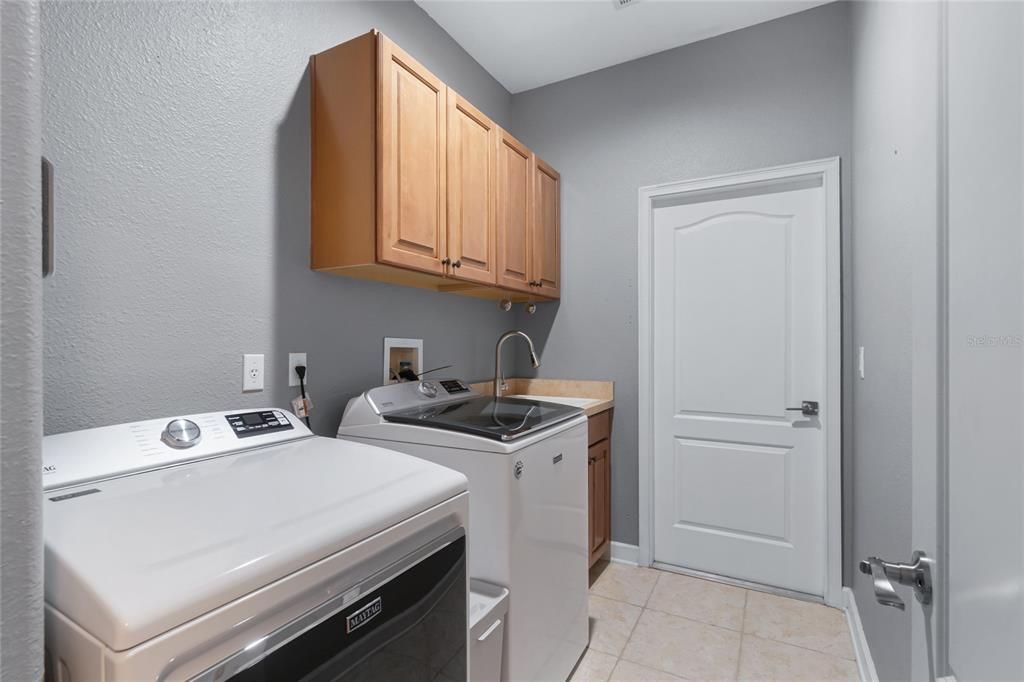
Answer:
[377,35,448,275]
[496,129,533,292]
[311,30,559,301]
[532,158,561,298]
[588,410,612,567]
[447,90,497,286]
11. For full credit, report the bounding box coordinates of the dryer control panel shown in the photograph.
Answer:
[41,408,312,492]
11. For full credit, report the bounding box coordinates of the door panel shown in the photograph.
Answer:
[446,90,496,284]
[496,130,532,292]
[672,439,789,541]
[378,36,446,274]
[944,4,1024,679]
[532,158,561,297]
[652,185,827,596]
[672,214,790,417]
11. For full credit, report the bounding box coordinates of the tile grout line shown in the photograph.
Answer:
[742,633,859,663]
[734,590,749,681]
[737,586,858,662]
[613,571,665,679]
[590,567,660,680]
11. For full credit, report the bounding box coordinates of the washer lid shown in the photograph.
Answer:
[43,436,467,652]
[383,396,583,441]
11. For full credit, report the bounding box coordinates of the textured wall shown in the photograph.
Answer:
[511,3,853,547]
[1,1,45,678]
[41,1,516,436]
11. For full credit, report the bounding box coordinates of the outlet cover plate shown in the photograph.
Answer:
[243,354,264,392]
[288,353,307,387]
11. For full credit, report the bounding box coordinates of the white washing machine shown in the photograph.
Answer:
[338,380,589,682]
[43,407,469,681]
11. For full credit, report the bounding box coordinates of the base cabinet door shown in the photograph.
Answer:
[378,35,447,275]
[588,455,596,561]
[589,439,610,566]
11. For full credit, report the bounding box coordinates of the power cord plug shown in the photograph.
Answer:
[295,365,311,428]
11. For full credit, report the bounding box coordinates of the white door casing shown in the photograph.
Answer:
[638,159,842,606]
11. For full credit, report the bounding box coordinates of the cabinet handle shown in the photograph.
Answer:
[477,619,502,642]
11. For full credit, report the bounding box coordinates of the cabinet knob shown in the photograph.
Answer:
[453,259,462,268]
[441,257,451,266]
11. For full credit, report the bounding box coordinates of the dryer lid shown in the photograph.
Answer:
[43,435,467,651]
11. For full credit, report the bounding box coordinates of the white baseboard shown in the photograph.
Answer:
[609,542,640,566]
[843,587,878,682]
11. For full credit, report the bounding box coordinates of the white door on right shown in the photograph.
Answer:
[652,180,828,596]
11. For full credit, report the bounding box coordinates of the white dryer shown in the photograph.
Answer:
[43,408,469,681]
[338,380,589,682]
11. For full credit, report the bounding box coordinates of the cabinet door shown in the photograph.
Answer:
[532,157,561,298]
[496,129,533,292]
[378,35,447,274]
[446,90,497,284]
[588,455,596,560]
[589,439,610,564]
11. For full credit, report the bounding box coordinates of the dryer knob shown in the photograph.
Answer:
[161,419,202,449]
[418,381,438,398]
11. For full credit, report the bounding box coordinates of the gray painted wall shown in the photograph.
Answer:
[849,2,939,679]
[511,3,854,548]
[41,1,516,436]
[1,1,45,678]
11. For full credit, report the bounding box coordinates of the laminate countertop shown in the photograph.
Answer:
[469,378,614,417]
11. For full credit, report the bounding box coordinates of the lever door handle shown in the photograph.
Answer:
[859,557,906,610]
[858,550,933,610]
[786,401,819,417]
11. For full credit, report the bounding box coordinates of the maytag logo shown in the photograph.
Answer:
[346,597,382,634]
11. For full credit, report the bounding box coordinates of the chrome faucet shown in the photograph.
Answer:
[494,330,541,397]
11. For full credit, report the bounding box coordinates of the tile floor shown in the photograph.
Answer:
[570,562,859,682]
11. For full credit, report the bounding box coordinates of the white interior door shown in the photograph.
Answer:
[651,178,830,597]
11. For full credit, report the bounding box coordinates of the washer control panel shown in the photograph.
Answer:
[365,377,480,414]
[439,379,470,394]
[226,410,294,438]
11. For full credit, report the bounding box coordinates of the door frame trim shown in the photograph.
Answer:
[636,157,843,607]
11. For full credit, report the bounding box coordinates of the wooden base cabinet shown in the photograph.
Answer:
[588,410,612,567]
[310,30,559,302]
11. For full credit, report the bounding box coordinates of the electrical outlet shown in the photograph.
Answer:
[288,353,307,387]
[243,354,264,392]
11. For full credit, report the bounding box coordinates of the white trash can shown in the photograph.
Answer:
[469,579,510,682]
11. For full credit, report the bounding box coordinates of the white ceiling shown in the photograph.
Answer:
[417,0,833,93]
